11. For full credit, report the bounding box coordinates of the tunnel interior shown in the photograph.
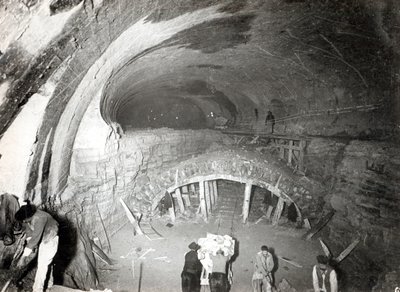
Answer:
[0,0,399,291]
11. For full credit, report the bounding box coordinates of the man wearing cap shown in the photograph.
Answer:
[15,201,59,292]
[252,245,274,292]
[181,242,202,292]
[312,255,338,292]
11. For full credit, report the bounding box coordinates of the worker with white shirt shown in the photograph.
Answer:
[312,255,338,292]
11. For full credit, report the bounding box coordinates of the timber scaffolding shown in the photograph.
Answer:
[222,129,310,173]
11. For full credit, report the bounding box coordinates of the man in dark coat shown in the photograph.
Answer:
[265,111,275,134]
[0,193,20,246]
[15,202,59,292]
[181,242,202,292]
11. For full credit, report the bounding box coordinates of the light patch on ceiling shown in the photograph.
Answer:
[0,81,10,106]
[16,0,82,55]
[0,92,49,198]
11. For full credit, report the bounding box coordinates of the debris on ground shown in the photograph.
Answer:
[276,278,297,292]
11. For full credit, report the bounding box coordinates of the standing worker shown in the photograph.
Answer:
[312,255,338,292]
[181,242,203,292]
[14,201,59,292]
[252,245,274,292]
[209,249,231,292]
[265,110,275,134]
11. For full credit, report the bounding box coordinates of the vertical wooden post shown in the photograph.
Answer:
[266,205,274,219]
[288,140,293,166]
[242,183,252,223]
[199,180,208,221]
[272,197,285,225]
[182,185,189,193]
[209,180,215,206]
[212,180,218,204]
[205,181,212,214]
[279,141,285,159]
[299,139,306,171]
[175,188,185,214]
[190,183,196,195]
[168,207,176,223]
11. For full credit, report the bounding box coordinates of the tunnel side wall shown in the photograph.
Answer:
[304,138,400,281]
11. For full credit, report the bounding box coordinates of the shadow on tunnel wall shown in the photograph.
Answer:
[44,210,78,287]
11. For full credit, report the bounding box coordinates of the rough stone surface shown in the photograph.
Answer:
[0,0,398,290]
[304,138,400,288]
[63,130,326,241]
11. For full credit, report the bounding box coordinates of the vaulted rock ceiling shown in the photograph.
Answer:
[0,0,399,289]
[1,0,399,138]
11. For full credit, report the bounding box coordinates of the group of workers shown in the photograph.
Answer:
[3,199,337,292]
[181,242,338,292]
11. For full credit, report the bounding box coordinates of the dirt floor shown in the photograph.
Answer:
[96,215,321,292]
[96,181,323,292]
[0,181,326,292]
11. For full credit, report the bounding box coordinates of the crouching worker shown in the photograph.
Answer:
[14,201,59,292]
[209,249,231,292]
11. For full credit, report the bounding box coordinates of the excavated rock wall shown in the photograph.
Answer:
[305,138,400,287]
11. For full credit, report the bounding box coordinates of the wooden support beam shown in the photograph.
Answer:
[303,218,311,229]
[255,215,266,224]
[212,180,218,204]
[319,238,332,258]
[168,207,176,223]
[205,181,212,214]
[298,140,306,171]
[302,210,335,240]
[96,204,112,253]
[278,256,303,268]
[279,143,285,159]
[242,183,252,223]
[272,197,285,225]
[199,180,208,221]
[119,198,143,235]
[275,174,282,189]
[335,239,360,263]
[288,140,293,165]
[182,194,191,207]
[265,205,274,219]
[190,183,196,195]
[209,180,215,206]
[175,188,185,214]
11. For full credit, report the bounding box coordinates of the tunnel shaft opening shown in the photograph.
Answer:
[160,179,302,229]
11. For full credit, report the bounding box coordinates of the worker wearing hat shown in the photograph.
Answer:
[15,201,59,292]
[181,241,202,292]
[312,255,338,292]
[252,245,274,292]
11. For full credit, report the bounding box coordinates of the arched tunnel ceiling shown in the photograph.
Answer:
[98,0,393,132]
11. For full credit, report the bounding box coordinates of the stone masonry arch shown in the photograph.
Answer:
[130,149,325,225]
[165,174,303,224]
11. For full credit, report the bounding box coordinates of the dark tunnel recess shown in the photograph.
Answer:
[115,95,209,130]
[100,60,239,131]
